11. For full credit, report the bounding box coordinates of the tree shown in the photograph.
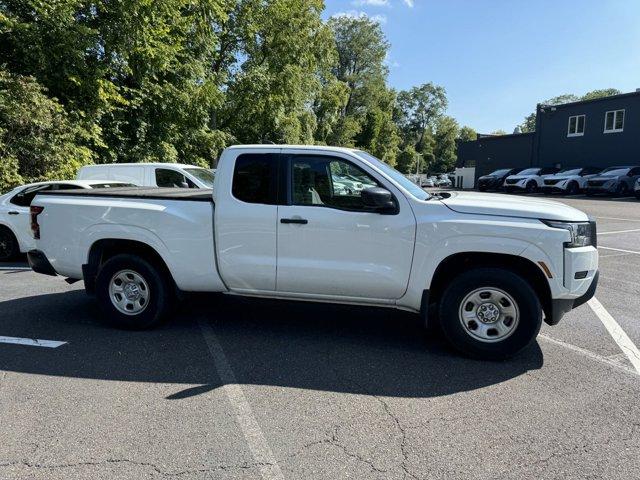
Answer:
[221,0,335,145]
[458,126,477,142]
[0,70,95,192]
[432,116,459,173]
[327,15,389,118]
[396,83,448,154]
[396,146,417,174]
[581,88,621,101]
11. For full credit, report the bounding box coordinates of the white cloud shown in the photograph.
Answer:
[403,0,415,7]
[351,0,390,6]
[332,10,388,24]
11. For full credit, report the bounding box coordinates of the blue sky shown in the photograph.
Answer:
[323,0,640,133]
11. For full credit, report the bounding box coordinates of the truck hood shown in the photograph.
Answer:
[439,191,589,221]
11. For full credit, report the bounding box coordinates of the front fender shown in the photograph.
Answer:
[398,214,565,311]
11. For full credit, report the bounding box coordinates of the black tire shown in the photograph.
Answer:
[615,182,629,197]
[95,254,174,330]
[438,268,543,360]
[478,186,487,192]
[0,226,19,262]
[566,181,579,195]
[525,181,537,194]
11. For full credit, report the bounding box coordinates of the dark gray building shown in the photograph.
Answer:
[458,90,640,181]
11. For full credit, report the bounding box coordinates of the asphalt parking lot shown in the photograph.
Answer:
[1,194,640,480]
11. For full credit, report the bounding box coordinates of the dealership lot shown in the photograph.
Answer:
[1,195,640,479]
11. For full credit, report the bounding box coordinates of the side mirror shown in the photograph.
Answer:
[361,187,398,214]
[179,181,190,188]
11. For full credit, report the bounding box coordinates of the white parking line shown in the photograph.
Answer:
[599,228,640,235]
[198,319,284,480]
[0,336,67,348]
[598,246,640,255]
[539,334,638,377]
[597,216,640,222]
[0,267,31,271]
[588,298,640,375]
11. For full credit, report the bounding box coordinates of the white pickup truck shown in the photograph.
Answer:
[28,145,598,359]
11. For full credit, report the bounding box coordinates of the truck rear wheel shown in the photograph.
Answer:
[95,254,173,330]
[438,268,542,360]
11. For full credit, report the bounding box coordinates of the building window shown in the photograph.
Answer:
[604,110,625,133]
[567,115,585,137]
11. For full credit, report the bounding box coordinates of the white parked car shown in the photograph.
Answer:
[435,174,452,187]
[541,167,603,195]
[77,163,215,189]
[29,145,598,360]
[503,167,560,193]
[0,180,134,261]
[421,177,435,187]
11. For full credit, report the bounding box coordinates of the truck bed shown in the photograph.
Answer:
[37,187,213,202]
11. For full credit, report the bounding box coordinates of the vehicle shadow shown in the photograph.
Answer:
[0,290,544,399]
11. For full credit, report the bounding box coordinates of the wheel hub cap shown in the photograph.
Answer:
[109,269,150,315]
[458,287,520,343]
[477,303,500,323]
[123,283,141,301]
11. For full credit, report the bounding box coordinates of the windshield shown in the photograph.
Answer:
[518,168,540,176]
[600,168,630,176]
[557,168,582,176]
[185,168,215,187]
[355,150,430,200]
[489,169,511,176]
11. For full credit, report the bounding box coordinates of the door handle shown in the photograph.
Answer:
[8,211,19,215]
[280,218,308,225]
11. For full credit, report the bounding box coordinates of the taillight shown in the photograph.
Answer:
[30,205,44,239]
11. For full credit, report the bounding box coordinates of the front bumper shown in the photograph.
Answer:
[478,180,501,190]
[586,184,616,194]
[548,271,599,325]
[27,249,57,276]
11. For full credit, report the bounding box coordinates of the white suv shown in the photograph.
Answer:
[503,167,559,194]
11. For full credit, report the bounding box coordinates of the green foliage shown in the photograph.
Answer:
[396,83,448,155]
[396,146,417,174]
[432,116,459,173]
[0,1,459,187]
[581,88,621,101]
[458,126,477,142]
[0,70,95,192]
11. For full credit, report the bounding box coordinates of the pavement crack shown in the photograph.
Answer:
[0,458,273,476]
[330,367,422,480]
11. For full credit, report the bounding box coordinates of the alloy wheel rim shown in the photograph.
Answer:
[458,287,520,343]
[109,269,150,315]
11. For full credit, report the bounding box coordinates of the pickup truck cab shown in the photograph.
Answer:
[29,145,598,359]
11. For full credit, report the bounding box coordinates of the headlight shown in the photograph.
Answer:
[541,220,597,248]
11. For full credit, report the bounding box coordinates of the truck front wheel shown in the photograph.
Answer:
[438,268,542,360]
[95,254,173,330]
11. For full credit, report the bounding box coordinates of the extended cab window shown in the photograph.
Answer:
[291,156,379,211]
[156,169,194,188]
[232,154,278,204]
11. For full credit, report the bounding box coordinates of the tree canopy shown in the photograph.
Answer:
[5,2,583,189]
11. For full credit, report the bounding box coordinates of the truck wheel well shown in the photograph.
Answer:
[84,239,175,294]
[428,252,552,323]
